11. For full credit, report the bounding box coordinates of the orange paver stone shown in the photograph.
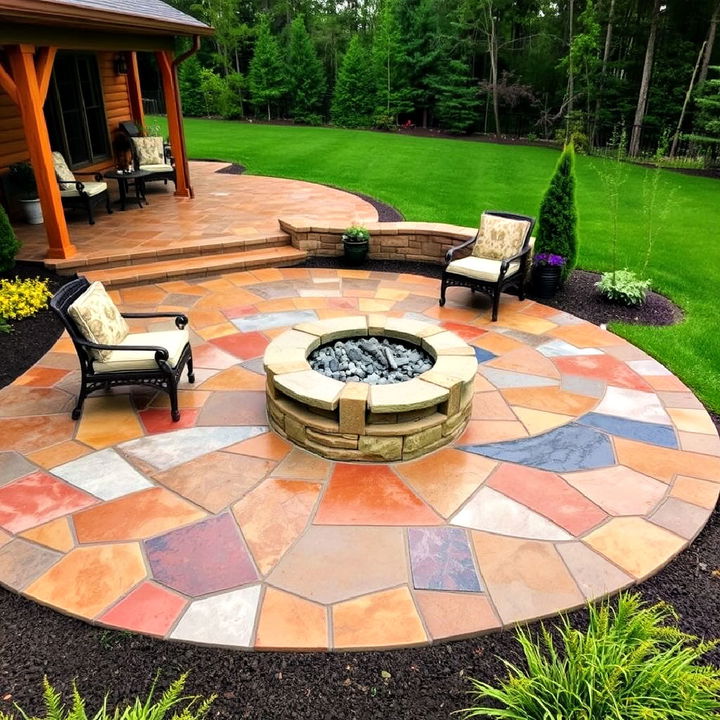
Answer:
[255,587,328,650]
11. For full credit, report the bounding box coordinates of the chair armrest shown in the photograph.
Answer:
[58,179,87,194]
[444,233,478,264]
[76,337,170,363]
[121,312,188,329]
[500,245,532,270]
[72,171,104,181]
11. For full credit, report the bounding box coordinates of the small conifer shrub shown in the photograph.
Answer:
[0,203,20,273]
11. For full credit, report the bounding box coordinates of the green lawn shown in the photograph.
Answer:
[153,117,720,413]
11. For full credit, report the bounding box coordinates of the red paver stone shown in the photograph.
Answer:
[100,582,187,636]
[553,355,653,392]
[139,408,199,435]
[210,331,270,360]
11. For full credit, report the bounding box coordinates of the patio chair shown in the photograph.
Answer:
[130,135,176,189]
[50,277,194,422]
[439,211,536,321]
[52,151,112,225]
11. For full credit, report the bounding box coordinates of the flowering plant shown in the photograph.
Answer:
[0,277,52,321]
[533,252,567,268]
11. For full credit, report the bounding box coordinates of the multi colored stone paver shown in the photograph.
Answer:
[0,267,718,650]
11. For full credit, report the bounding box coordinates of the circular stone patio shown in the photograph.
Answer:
[0,268,719,651]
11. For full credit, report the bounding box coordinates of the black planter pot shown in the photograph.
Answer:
[532,265,563,299]
[342,238,369,265]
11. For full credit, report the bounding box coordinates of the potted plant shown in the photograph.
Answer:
[8,162,43,225]
[532,252,566,298]
[341,224,370,265]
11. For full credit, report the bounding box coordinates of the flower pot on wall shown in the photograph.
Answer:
[341,226,370,265]
[19,198,43,225]
[532,265,562,298]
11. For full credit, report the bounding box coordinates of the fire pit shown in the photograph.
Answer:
[264,316,477,461]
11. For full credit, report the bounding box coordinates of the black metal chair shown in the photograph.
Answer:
[52,151,112,225]
[50,277,194,422]
[439,211,536,321]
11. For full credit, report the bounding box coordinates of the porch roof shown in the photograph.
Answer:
[0,0,212,37]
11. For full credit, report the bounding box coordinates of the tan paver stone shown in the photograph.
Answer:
[471,532,584,625]
[670,475,720,509]
[458,420,528,444]
[225,432,292,461]
[339,382,369,434]
[471,392,517,421]
[486,347,560,378]
[268,526,408,604]
[422,331,474,356]
[233,478,321,574]
[25,543,147,619]
[197,366,266,391]
[513,407,574,435]
[430,355,478,383]
[154,452,274,513]
[556,542,633,600]
[75,396,145,450]
[550,323,625,347]
[274,370,344,411]
[255,587,328,650]
[651,498,712,540]
[73,488,207,543]
[414,590,500,640]
[678,431,720,456]
[562,465,667,516]
[500,385,598,416]
[272,448,331,480]
[383,317,444,341]
[496,314,556,335]
[294,316,367,341]
[0,386,74,418]
[472,333,524,355]
[667,408,718,435]
[332,587,427,650]
[26,441,92,469]
[369,378,448,413]
[583,517,686,579]
[20,517,74,553]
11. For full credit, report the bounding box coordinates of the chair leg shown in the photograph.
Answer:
[439,275,447,307]
[491,288,501,322]
[187,351,195,384]
[518,277,526,301]
[168,378,181,422]
[105,191,113,215]
[85,197,95,225]
[71,389,87,420]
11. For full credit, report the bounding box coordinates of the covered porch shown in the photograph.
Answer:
[0,0,213,261]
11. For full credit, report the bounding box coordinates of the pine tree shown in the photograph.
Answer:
[0,203,20,273]
[287,16,327,124]
[429,58,478,134]
[178,56,205,117]
[687,65,720,162]
[331,35,376,128]
[249,15,287,120]
[535,143,579,278]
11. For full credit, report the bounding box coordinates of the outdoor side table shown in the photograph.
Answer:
[103,169,150,211]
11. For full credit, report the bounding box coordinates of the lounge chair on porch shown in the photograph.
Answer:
[52,151,112,225]
[50,277,194,422]
[130,136,176,189]
[439,211,536,321]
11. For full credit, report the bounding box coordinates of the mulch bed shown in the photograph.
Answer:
[0,258,718,719]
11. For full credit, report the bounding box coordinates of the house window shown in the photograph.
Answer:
[45,53,109,168]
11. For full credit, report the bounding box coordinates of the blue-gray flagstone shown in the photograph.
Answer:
[403,312,442,324]
[576,413,678,448]
[480,367,559,388]
[460,423,616,472]
[241,357,266,376]
[471,346,497,364]
[119,426,267,472]
[231,310,318,333]
[52,448,153,500]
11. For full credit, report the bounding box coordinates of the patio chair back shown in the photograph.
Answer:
[50,277,95,367]
[476,210,536,257]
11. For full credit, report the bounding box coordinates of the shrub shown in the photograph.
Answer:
[596,268,651,305]
[342,225,370,242]
[0,202,20,273]
[0,277,52,321]
[534,143,578,279]
[463,593,720,720]
[331,35,376,128]
[3,673,214,720]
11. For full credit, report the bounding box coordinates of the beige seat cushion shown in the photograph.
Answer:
[52,151,76,190]
[472,213,530,261]
[132,136,165,166]
[92,329,189,373]
[139,164,173,173]
[60,181,107,198]
[447,256,521,282]
[68,282,129,361]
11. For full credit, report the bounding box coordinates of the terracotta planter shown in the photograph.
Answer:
[532,265,562,299]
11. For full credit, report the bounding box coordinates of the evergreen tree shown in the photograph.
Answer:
[535,143,579,278]
[0,203,20,274]
[687,65,720,162]
[429,58,478,134]
[178,56,205,117]
[287,16,327,124]
[249,15,287,120]
[331,35,376,127]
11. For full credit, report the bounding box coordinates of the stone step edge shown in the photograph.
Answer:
[47,232,292,274]
[84,246,308,288]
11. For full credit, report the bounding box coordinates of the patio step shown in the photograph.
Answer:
[83,245,308,288]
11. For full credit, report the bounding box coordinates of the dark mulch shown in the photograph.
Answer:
[0,257,715,719]
[0,262,75,389]
[213,162,247,176]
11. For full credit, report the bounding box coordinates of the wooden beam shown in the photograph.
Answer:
[34,46,57,103]
[126,51,144,126]
[0,61,18,105]
[7,44,75,260]
[155,50,191,198]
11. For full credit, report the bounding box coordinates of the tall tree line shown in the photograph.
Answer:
[167,0,720,154]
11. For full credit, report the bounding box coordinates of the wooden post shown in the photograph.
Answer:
[126,51,145,127]
[155,50,191,198]
[7,45,75,260]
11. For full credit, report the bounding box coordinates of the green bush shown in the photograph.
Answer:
[1,673,214,720]
[596,268,652,305]
[463,593,720,720]
[0,202,20,273]
[534,143,579,279]
[331,35,376,128]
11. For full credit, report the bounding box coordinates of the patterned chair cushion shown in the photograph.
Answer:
[447,256,521,282]
[52,151,76,190]
[131,136,165,167]
[68,281,129,362]
[472,213,530,261]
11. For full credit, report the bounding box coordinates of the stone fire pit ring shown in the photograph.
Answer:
[264,315,478,462]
